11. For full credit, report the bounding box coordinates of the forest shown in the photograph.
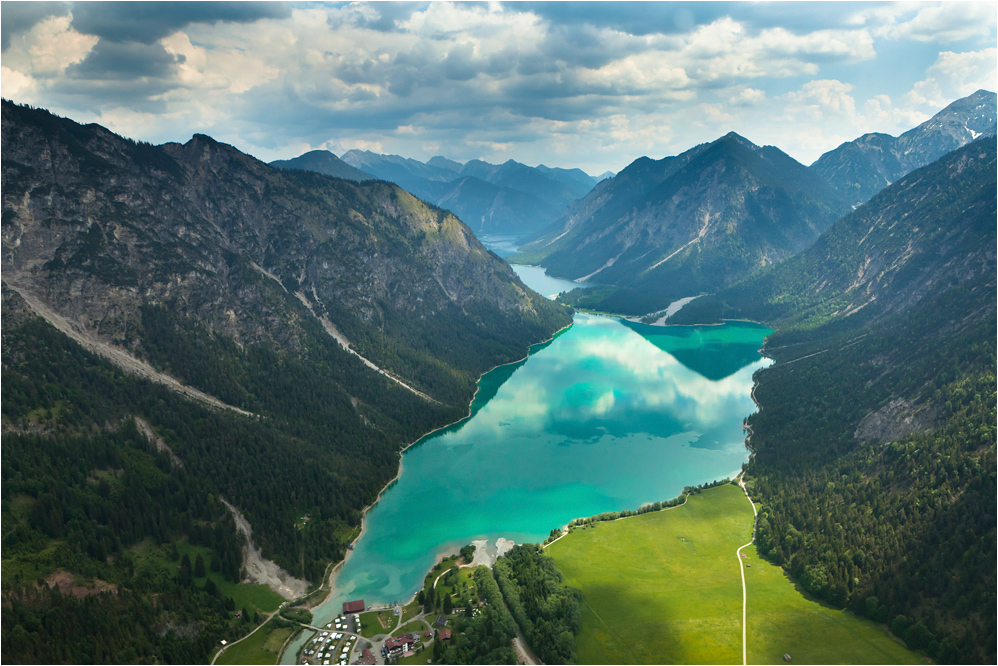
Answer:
[746,281,996,663]
[0,293,446,663]
[435,566,519,665]
[668,141,998,663]
[493,545,583,664]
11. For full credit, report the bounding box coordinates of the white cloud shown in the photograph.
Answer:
[904,48,998,109]
[162,31,279,95]
[16,15,98,76]
[1,66,38,100]
[787,79,857,119]
[869,1,998,43]
[3,1,994,173]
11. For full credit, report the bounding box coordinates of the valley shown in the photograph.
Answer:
[2,4,996,663]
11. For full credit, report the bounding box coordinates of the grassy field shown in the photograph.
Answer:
[546,484,921,665]
[216,621,295,665]
[742,542,920,664]
[358,610,394,638]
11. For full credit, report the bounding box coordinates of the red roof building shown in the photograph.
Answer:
[439,629,452,641]
[352,648,376,665]
[383,635,417,657]
[342,600,365,614]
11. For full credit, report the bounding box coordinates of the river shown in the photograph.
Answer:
[281,266,770,662]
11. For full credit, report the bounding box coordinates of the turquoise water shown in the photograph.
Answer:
[511,264,594,299]
[477,233,522,257]
[476,234,593,298]
[301,312,771,632]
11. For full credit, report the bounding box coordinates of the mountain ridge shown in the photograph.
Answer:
[811,89,996,206]
[327,149,599,236]
[514,132,850,314]
[1,98,571,620]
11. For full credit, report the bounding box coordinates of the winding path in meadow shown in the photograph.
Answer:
[736,476,759,666]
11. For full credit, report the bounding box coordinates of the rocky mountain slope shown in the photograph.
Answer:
[2,100,569,406]
[513,132,850,314]
[1,98,571,655]
[676,138,996,330]
[673,139,996,663]
[811,89,996,207]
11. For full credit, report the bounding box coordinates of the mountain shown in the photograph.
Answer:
[811,89,996,207]
[426,176,561,236]
[677,138,996,329]
[270,149,375,181]
[340,149,456,195]
[1,100,570,662]
[333,150,599,236]
[673,139,997,663]
[513,132,850,315]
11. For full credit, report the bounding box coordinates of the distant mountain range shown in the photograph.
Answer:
[515,90,996,315]
[272,150,599,237]
[513,132,851,314]
[811,89,996,207]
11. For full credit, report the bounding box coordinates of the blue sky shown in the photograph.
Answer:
[2,1,995,174]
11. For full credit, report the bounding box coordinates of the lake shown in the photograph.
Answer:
[279,267,771,662]
[478,233,594,299]
[296,323,769,635]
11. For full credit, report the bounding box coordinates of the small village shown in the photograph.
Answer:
[298,553,481,666]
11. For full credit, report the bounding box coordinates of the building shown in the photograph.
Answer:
[439,629,452,641]
[342,600,365,614]
[382,635,416,658]
[352,648,376,665]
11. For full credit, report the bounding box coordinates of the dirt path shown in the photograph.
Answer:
[736,475,759,666]
[7,284,254,417]
[221,498,308,600]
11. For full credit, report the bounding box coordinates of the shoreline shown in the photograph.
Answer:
[296,317,576,616]
[282,309,769,659]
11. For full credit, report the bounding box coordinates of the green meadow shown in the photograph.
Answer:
[215,621,295,665]
[546,484,921,665]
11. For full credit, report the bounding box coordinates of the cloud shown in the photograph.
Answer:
[504,1,890,37]
[729,87,766,106]
[344,1,425,33]
[904,48,998,109]
[69,1,291,44]
[68,40,182,81]
[787,79,858,119]
[0,66,39,100]
[3,1,994,175]
[866,1,998,43]
[1,1,69,51]
[0,14,99,79]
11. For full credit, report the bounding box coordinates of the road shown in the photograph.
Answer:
[736,476,759,666]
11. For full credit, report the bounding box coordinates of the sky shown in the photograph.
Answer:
[2,1,995,175]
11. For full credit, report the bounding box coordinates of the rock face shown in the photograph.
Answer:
[682,138,997,329]
[811,89,997,207]
[514,132,849,315]
[1,100,570,405]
